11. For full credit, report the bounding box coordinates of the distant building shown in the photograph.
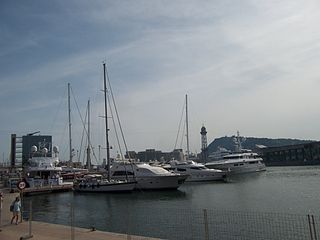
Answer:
[257,141,320,166]
[22,135,52,160]
[10,133,52,168]
[171,149,185,161]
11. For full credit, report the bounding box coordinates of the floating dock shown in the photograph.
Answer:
[22,183,73,196]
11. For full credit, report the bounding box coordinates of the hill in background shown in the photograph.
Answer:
[207,136,314,154]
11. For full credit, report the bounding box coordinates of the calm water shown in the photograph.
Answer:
[23,166,320,238]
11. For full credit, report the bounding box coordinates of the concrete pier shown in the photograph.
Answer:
[0,191,161,240]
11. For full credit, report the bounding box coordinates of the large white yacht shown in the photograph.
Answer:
[25,145,64,188]
[168,160,227,182]
[205,131,266,174]
[111,161,188,190]
[205,152,266,174]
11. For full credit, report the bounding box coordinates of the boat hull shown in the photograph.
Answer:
[73,181,136,192]
[206,162,266,174]
[185,171,227,182]
[112,175,187,190]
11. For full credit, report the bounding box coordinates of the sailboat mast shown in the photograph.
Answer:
[86,100,91,170]
[68,83,73,164]
[185,94,190,159]
[103,63,111,181]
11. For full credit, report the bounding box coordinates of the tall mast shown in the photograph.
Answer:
[185,94,190,159]
[68,83,73,164]
[103,63,111,181]
[86,100,91,170]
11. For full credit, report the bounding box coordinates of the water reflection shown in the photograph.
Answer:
[226,171,266,183]
[23,166,320,235]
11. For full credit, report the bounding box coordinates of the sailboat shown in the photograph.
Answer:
[73,63,136,192]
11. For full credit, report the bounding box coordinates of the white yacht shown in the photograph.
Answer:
[111,161,188,190]
[169,160,227,182]
[25,146,65,188]
[205,152,266,174]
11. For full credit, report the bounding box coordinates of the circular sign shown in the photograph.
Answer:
[17,181,26,190]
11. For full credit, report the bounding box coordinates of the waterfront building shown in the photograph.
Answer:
[10,133,52,168]
[258,141,320,166]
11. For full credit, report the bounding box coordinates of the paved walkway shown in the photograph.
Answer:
[0,190,160,240]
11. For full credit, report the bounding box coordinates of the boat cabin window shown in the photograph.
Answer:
[249,161,258,164]
[190,166,206,170]
[224,155,241,160]
[234,163,239,166]
[112,171,134,176]
[177,168,186,172]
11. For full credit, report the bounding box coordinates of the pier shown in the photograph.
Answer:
[22,183,73,196]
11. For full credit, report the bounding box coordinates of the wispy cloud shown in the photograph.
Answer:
[1,0,320,160]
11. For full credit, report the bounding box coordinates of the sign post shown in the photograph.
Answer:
[17,180,26,223]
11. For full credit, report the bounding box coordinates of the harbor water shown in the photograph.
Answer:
[23,166,320,239]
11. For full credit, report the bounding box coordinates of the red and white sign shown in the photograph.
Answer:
[17,181,26,190]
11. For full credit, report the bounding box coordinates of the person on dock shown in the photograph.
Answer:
[10,196,21,225]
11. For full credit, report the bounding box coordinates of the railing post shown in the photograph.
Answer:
[29,201,32,237]
[203,209,209,240]
[70,192,75,240]
[308,214,315,240]
[312,215,317,240]
[20,200,33,240]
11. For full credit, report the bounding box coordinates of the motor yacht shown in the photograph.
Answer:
[169,160,227,182]
[24,145,65,188]
[111,161,188,190]
[205,152,266,174]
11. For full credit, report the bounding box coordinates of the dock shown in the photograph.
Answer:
[22,183,73,196]
[0,191,161,240]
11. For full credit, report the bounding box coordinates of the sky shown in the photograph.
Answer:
[1,0,320,163]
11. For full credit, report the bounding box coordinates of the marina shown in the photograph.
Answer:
[2,1,320,239]
[1,166,318,239]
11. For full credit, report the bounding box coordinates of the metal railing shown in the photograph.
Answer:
[23,202,319,240]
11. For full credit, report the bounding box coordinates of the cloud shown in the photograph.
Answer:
[1,0,320,161]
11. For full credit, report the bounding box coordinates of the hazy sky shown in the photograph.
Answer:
[1,0,320,163]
